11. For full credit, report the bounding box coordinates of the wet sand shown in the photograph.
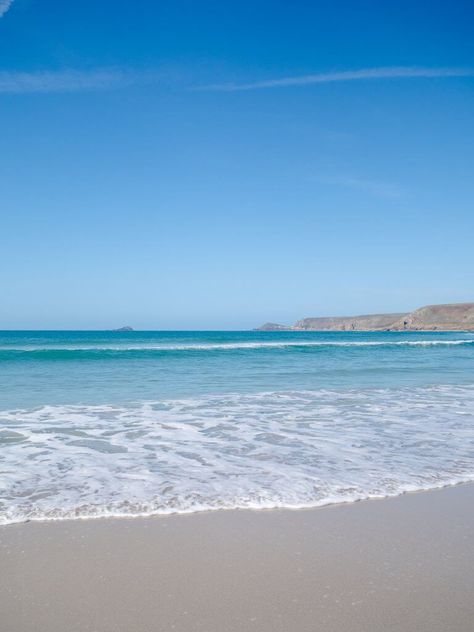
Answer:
[1,484,474,632]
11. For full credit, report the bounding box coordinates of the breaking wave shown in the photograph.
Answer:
[1,338,473,355]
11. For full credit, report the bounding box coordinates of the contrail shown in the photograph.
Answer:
[204,66,474,92]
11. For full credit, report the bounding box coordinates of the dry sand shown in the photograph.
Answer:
[1,484,474,632]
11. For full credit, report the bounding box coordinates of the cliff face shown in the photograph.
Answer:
[295,313,404,331]
[257,302,474,332]
[389,303,474,331]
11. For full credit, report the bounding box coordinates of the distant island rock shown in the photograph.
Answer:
[254,322,292,331]
[256,302,474,332]
[112,326,134,332]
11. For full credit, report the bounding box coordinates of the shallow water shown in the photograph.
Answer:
[1,330,474,524]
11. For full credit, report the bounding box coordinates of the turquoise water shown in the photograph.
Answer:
[1,330,474,524]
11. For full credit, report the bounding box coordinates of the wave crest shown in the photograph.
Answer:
[1,339,473,353]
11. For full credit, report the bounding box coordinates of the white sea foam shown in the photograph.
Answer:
[1,384,474,525]
[1,339,474,352]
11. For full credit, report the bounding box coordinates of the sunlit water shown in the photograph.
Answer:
[1,330,474,524]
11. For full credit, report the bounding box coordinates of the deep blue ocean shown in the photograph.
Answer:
[1,330,474,524]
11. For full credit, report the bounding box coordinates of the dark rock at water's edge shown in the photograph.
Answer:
[256,302,474,332]
[112,326,134,332]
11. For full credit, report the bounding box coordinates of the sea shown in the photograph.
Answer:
[1,329,474,525]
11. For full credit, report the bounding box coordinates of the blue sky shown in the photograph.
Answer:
[1,1,473,329]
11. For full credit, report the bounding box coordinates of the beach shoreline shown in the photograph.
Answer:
[2,483,474,631]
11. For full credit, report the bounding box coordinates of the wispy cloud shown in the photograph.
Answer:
[316,175,403,199]
[0,68,158,93]
[204,66,474,92]
[2,64,471,96]
[0,0,14,18]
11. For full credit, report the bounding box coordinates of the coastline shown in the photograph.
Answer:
[2,483,474,631]
[256,301,474,331]
[258,326,474,334]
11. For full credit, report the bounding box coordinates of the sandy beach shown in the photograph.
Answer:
[2,483,474,632]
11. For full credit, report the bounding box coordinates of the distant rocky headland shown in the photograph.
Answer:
[257,322,293,331]
[112,326,134,332]
[256,302,474,332]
